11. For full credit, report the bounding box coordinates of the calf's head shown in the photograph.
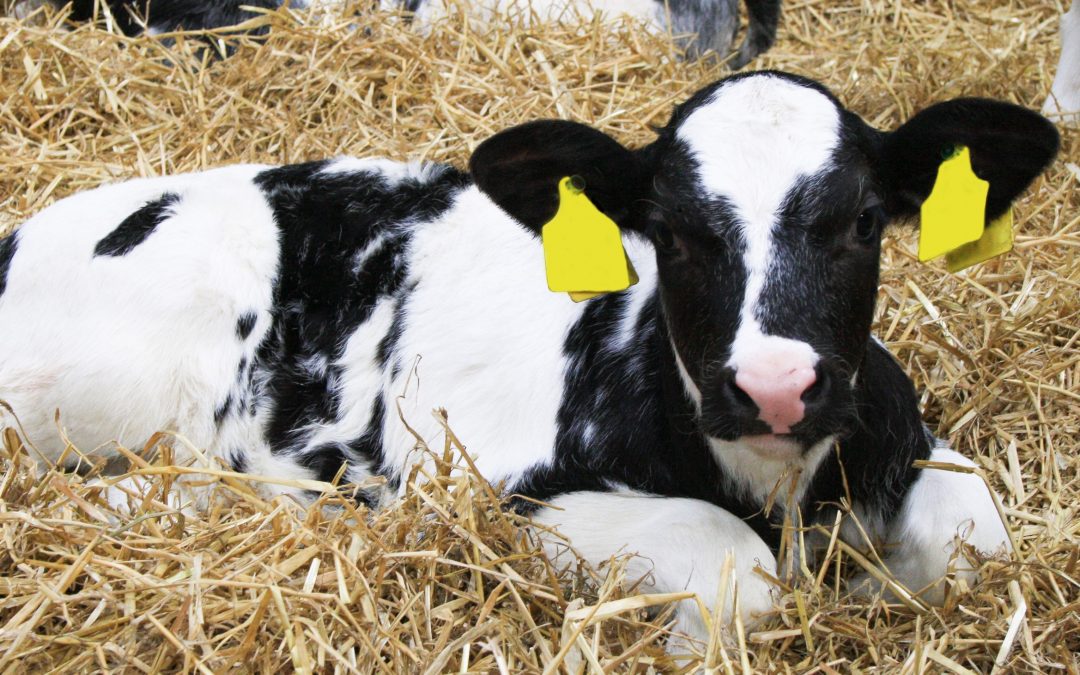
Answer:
[471,72,1058,457]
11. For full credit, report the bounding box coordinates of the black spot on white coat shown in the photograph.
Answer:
[94,192,181,257]
[236,312,257,340]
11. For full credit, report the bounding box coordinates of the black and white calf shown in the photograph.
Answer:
[36,0,781,66]
[0,72,1058,645]
[31,0,321,35]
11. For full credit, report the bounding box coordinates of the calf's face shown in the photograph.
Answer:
[646,75,883,452]
[472,71,1058,457]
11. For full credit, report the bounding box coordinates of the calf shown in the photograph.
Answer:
[0,72,1058,646]
[32,0,315,35]
[36,0,781,66]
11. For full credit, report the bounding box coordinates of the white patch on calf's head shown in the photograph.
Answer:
[675,74,839,422]
[675,75,842,224]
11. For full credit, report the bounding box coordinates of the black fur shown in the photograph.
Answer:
[236,312,257,340]
[802,341,933,526]
[251,161,469,485]
[213,394,233,426]
[0,231,17,299]
[880,98,1060,221]
[470,120,651,234]
[94,192,181,257]
[227,448,247,473]
[53,0,284,35]
[733,0,781,67]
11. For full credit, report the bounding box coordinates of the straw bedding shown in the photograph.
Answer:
[0,0,1076,671]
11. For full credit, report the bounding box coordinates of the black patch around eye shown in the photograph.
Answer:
[648,218,676,251]
[854,205,885,242]
[94,192,181,257]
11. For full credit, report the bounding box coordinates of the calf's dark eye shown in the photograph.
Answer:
[854,206,883,243]
[648,219,677,251]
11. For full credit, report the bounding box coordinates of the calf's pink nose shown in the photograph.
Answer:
[734,364,817,434]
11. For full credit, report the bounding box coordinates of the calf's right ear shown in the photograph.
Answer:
[470,120,649,234]
[877,99,1060,222]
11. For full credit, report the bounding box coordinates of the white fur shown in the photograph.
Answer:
[852,447,1011,603]
[377,186,588,488]
[708,434,835,507]
[320,157,439,183]
[12,0,47,21]
[1044,3,1080,125]
[531,489,778,651]
[93,474,191,515]
[0,165,277,478]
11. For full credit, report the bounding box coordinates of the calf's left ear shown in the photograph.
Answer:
[877,99,1060,221]
[470,120,650,234]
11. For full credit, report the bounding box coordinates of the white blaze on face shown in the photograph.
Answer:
[675,74,842,433]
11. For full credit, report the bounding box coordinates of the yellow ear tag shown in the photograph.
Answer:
[945,208,1013,272]
[542,176,638,302]
[918,146,988,262]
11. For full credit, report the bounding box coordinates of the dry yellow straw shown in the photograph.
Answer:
[0,0,1077,671]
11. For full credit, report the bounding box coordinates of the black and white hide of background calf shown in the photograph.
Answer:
[30,0,782,66]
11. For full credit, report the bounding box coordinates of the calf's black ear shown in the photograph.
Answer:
[469,120,649,234]
[878,99,1059,221]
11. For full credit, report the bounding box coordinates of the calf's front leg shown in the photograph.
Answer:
[837,341,1011,603]
[529,490,779,652]
[856,445,1011,604]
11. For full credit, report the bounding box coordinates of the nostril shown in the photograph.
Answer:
[724,375,759,412]
[802,368,829,406]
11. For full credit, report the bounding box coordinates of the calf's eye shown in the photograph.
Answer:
[650,221,676,251]
[854,206,883,243]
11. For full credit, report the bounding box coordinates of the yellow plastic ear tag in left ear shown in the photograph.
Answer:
[542,176,638,302]
[945,208,1013,272]
[919,146,988,262]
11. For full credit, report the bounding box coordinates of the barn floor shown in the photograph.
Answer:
[0,0,1077,671]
